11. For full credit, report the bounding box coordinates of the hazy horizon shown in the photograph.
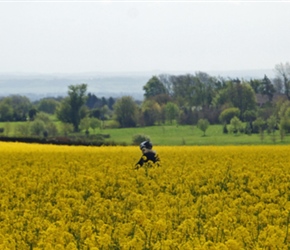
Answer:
[0,68,277,101]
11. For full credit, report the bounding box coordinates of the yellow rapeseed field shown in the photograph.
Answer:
[0,142,290,249]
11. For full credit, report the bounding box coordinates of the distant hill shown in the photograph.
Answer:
[0,69,275,101]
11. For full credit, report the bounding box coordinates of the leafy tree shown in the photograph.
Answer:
[100,105,111,121]
[278,102,290,134]
[0,102,13,121]
[249,79,263,93]
[229,116,242,134]
[57,84,88,132]
[90,117,101,132]
[29,112,58,137]
[267,115,277,136]
[60,123,74,136]
[113,96,138,128]
[170,72,219,108]
[15,123,30,137]
[197,118,210,136]
[243,110,257,123]
[219,107,240,124]
[80,117,91,135]
[254,117,267,141]
[171,74,194,107]
[143,76,167,99]
[0,95,31,121]
[213,80,257,118]
[165,102,179,124]
[260,75,275,102]
[158,74,174,96]
[30,119,46,137]
[35,112,51,123]
[194,72,217,107]
[140,100,161,126]
[107,97,115,110]
[46,122,58,137]
[28,108,38,121]
[278,100,290,119]
[37,98,60,114]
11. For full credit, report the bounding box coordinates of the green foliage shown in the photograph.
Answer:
[260,75,276,102]
[279,117,290,133]
[15,123,30,137]
[277,100,290,119]
[56,97,71,123]
[197,118,210,136]
[0,95,31,121]
[140,100,161,126]
[170,72,218,108]
[113,96,138,128]
[80,117,91,132]
[90,117,101,132]
[60,123,74,136]
[267,115,277,134]
[219,107,240,124]
[243,110,257,122]
[46,122,58,137]
[132,134,150,145]
[214,80,257,116]
[35,112,51,123]
[28,108,37,121]
[37,98,60,114]
[229,116,242,134]
[165,102,179,124]
[105,120,120,129]
[57,84,88,132]
[0,102,13,121]
[143,76,167,99]
[253,117,266,132]
[30,120,46,136]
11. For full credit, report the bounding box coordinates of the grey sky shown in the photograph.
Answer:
[1,1,290,74]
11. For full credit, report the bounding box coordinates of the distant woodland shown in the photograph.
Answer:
[1,62,290,139]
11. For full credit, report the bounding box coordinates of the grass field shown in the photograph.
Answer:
[101,124,286,146]
[0,121,288,146]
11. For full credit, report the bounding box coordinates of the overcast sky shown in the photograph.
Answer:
[1,1,290,75]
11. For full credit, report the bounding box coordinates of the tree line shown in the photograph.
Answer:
[1,62,290,138]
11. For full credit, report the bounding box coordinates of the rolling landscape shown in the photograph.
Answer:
[0,68,275,101]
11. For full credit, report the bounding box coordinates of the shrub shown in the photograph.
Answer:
[219,108,240,124]
[30,120,46,136]
[229,116,242,134]
[223,123,228,134]
[15,123,30,137]
[132,134,150,145]
[197,118,210,136]
[105,120,120,129]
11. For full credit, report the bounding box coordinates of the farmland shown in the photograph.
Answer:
[0,142,290,249]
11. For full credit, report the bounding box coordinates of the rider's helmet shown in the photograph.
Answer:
[140,140,153,150]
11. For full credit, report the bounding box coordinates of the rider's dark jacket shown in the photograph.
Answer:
[135,149,160,168]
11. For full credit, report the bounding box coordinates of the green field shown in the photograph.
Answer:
[0,120,287,146]
[101,124,286,146]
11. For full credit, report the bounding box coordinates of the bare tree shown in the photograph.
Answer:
[274,62,290,99]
